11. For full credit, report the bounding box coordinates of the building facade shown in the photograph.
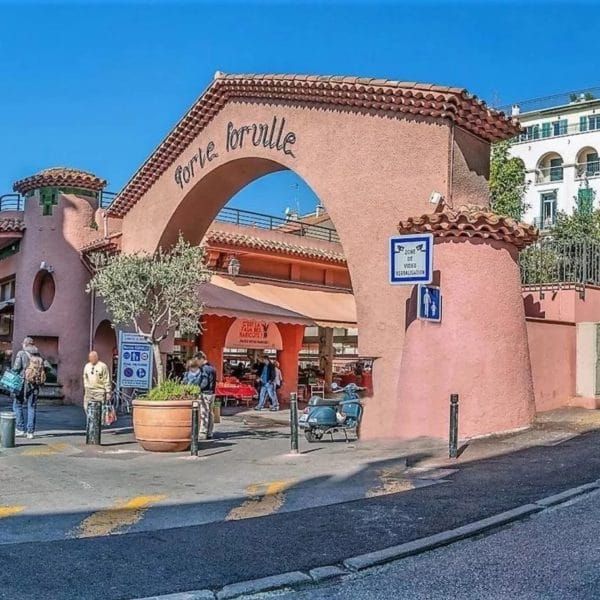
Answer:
[509,91,600,229]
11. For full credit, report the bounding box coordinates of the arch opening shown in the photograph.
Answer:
[160,157,367,405]
[536,152,564,184]
[576,146,600,178]
[94,319,117,376]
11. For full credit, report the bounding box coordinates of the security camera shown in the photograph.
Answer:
[430,191,444,204]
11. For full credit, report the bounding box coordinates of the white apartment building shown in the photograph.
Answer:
[508,90,600,229]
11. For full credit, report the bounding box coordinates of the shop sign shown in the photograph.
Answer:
[174,116,297,190]
[225,319,283,350]
[117,332,153,390]
[389,233,433,284]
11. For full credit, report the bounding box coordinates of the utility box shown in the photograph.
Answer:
[576,322,600,398]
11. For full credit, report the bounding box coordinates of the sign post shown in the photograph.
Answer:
[389,233,433,285]
[117,332,153,391]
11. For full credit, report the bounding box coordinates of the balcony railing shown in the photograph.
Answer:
[533,216,556,230]
[515,120,600,144]
[575,162,600,179]
[535,166,564,184]
[100,191,117,209]
[521,237,600,297]
[0,194,24,212]
[214,206,340,243]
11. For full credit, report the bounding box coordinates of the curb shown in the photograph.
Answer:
[132,480,600,600]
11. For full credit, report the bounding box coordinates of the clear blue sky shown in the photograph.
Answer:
[1,0,598,216]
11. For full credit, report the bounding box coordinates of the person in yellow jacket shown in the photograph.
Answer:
[83,351,111,412]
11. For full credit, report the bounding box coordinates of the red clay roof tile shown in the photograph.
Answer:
[13,167,106,195]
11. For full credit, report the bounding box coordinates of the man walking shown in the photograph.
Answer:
[12,337,50,439]
[255,354,279,411]
[83,351,111,413]
[194,351,217,440]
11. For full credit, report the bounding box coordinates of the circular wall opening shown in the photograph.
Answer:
[33,269,56,311]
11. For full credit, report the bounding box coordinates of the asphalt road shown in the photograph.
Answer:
[1,430,600,599]
[275,489,600,599]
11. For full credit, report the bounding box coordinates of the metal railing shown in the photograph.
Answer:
[0,194,23,212]
[515,120,600,144]
[535,166,564,184]
[100,191,117,209]
[575,162,600,179]
[214,206,340,243]
[533,216,556,230]
[497,87,600,115]
[521,238,600,297]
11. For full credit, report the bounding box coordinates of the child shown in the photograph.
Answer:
[182,358,202,386]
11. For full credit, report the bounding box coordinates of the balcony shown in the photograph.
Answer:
[0,194,23,212]
[213,206,340,244]
[535,166,564,184]
[575,162,600,179]
[533,216,556,230]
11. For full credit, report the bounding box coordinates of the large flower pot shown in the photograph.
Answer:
[132,399,192,452]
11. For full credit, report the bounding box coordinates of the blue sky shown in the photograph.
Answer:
[1,0,598,216]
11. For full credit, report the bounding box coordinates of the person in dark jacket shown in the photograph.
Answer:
[255,354,279,411]
[194,351,217,439]
[12,337,51,439]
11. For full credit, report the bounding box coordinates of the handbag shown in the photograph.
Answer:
[0,369,24,394]
[102,403,117,426]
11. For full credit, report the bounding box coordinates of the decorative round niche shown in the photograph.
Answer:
[33,269,56,312]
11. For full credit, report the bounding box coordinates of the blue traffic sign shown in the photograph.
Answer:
[418,285,442,322]
[390,234,433,285]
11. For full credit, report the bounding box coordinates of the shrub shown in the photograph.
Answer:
[141,379,199,402]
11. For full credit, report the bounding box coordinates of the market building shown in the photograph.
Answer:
[7,72,600,442]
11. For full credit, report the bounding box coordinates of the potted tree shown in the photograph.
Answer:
[88,235,211,452]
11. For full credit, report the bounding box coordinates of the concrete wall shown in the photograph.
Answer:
[524,286,600,323]
[526,317,576,412]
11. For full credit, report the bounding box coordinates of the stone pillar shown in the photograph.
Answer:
[361,203,539,440]
[199,314,235,380]
[318,327,334,392]
[276,323,305,404]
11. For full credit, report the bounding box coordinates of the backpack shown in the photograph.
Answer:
[24,353,46,385]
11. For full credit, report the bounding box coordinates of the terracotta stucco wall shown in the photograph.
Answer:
[526,318,576,412]
[12,192,100,403]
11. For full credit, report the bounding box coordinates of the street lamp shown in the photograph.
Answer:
[227,256,240,276]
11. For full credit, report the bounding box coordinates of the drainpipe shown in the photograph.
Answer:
[89,289,95,352]
[103,212,109,238]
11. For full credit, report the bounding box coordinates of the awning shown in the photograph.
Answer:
[202,275,356,329]
[0,299,15,314]
[200,281,313,326]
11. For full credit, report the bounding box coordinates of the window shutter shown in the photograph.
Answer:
[542,122,551,138]
[580,116,588,132]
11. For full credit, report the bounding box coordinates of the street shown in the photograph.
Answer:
[1,404,600,599]
[272,489,600,600]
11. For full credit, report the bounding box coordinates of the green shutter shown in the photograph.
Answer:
[580,116,588,132]
[542,122,551,138]
[559,119,568,135]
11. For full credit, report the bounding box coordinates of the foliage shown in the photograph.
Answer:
[88,235,211,384]
[140,379,200,402]
[489,140,529,221]
[550,208,600,244]
[520,245,562,284]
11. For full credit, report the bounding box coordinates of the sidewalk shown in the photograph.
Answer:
[1,401,600,599]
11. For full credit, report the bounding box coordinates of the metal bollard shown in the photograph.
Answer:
[290,392,299,454]
[0,412,16,448]
[86,401,102,446]
[449,394,459,459]
[191,400,199,456]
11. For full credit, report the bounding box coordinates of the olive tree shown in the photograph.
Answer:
[88,235,211,384]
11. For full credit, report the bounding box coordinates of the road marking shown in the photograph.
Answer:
[21,442,69,457]
[74,495,165,538]
[226,479,294,521]
[366,467,415,498]
[0,506,24,519]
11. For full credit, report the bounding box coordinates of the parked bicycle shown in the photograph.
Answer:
[111,386,139,415]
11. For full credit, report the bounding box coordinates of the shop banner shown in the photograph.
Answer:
[225,319,283,350]
[117,332,153,390]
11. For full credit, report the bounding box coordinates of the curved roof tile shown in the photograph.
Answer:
[13,167,106,195]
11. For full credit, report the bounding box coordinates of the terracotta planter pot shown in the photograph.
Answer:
[132,399,192,452]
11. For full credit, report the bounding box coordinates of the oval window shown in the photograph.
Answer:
[33,270,56,311]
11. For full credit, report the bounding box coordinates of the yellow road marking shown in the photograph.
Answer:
[227,480,294,521]
[74,495,165,538]
[0,506,24,519]
[366,468,415,498]
[22,442,69,457]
